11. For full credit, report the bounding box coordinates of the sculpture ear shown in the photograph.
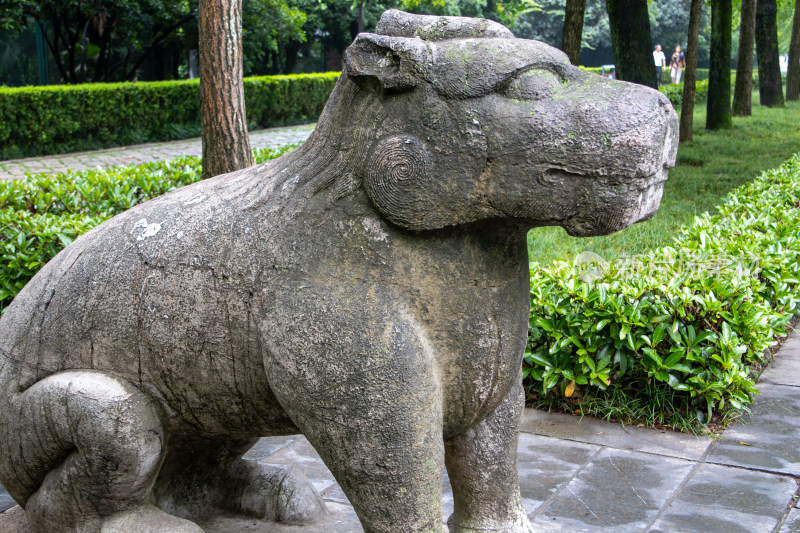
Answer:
[344,33,432,92]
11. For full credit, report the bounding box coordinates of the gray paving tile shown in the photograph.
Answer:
[780,508,800,532]
[0,124,314,180]
[0,486,15,513]
[259,438,337,494]
[707,383,800,475]
[530,448,694,532]
[516,432,600,510]
[649,462,797,533]
[520,408,712,461]
[242,435,299,460]
[760,333,800,387]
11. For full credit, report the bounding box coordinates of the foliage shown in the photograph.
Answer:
[242,0,307,76]
[0,72,339,159]
[0,144,297,311]
[659,78,710,106]
[512,0,612,64]
[525,154,800,427]
[3,0,197,83]
[0,210,105,304]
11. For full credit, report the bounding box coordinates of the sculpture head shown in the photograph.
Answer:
[312,10,678,237]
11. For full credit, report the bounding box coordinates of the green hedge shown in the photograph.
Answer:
[658,79,710,107]
[525,154,800,424]
[0,73,339,159]
[582,67,710,81]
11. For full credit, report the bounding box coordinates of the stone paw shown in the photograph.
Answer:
[229,461,328,525]
[101,504,204,533]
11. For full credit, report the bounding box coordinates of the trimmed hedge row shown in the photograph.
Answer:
[0,145,297,310]
[525,154,800,423]
[0,73,339,159]
[658,79,710,107]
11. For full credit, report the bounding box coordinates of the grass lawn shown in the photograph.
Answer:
[527,97,800,264]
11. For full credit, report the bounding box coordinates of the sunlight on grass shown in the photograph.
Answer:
[527,98,800,264]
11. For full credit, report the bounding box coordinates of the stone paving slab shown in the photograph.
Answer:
[529,448,695,532]
[760,333,800,387]
[649,462,798,533]
[0,124,315,180]
[520,408,713,461]
[706,382,800,476]
[780,508,800,532]
[516,433,600,510]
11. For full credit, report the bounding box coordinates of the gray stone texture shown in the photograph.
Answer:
[780,508,800,532]
[650,463,798,533]
[759,333,800,386]
[707,383,800,475]
[529,448,694,531]
[0,9,677,533]
[521,409,713,461]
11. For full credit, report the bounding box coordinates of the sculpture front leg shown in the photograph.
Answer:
[444,380,533,533]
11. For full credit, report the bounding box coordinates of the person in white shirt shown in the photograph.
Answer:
[653,44,666,86]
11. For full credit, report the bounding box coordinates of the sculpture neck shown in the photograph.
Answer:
[271,78,383,200]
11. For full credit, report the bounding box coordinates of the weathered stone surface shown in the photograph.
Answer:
[780,508,800,532]
[516,433,599,509]
[649,463,797,533]
[521,409,713,461]
[707,383,800,475]
[759,334,800,386]
[0,8,677,533]
[530,448,693,531]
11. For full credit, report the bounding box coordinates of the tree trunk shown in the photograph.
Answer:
[606,0,657,88]
[706,0,732,129]
[732,0,757,115]
[198,0,253,180]
[755,0,785,107]
[785,0,800,101]
[680,0,703,142]
[561,0,586,66]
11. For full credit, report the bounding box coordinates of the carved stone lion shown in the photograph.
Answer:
[0,10,677,533]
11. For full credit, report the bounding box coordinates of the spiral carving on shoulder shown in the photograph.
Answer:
[364,135,430,225]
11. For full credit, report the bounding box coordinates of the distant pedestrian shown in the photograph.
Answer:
[653,44,666,86]
[670,45,685,84]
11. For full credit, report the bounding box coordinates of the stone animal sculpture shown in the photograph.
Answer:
[0,9,677,533]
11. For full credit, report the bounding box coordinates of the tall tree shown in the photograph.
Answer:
[606,0,657,87]
[680,0,704,142]
[706,0,732,129]
[732,0,757,115]
[199,0,253,180]
[561,0,586,65]
[785,0,800,100]
[755,0,785,106]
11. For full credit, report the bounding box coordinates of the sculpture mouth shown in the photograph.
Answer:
[560,171,667,238]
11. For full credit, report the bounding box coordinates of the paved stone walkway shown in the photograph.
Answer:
[0,124,316,180]
[1,330,799,531]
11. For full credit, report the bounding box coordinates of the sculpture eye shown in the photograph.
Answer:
[501,69,560,101]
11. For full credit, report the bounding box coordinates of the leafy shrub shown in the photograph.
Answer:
[0,144,298,311]
[658,79,710,107]
[0,210,107,304]
[524,154,800,425]
[0,73,339,159]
